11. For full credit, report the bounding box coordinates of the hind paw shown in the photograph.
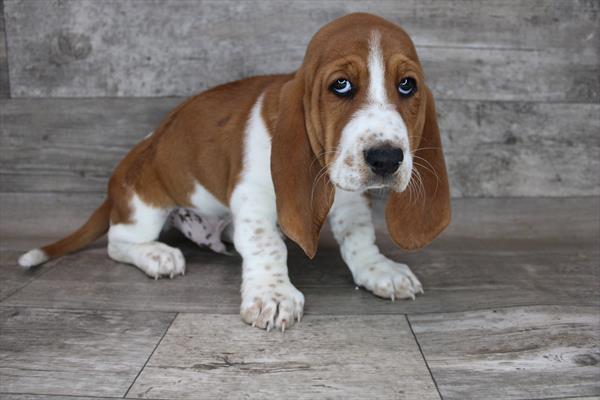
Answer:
[134,242,186,279]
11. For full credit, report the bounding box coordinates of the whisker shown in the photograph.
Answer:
[310,148,339,171]
[413,158,438,181]
[310,160,334,207]
[413,167,426,202]
[414,146,441,152]
[409,176,417,206]
[413,160,439,197]
[406,175,414,205]
[412,154,437,176]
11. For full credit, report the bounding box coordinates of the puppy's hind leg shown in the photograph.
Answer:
[107,194,185,279]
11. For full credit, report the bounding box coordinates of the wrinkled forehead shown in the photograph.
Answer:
[303,14,421,70]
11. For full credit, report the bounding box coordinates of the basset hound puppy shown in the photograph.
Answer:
[19,13,450,331]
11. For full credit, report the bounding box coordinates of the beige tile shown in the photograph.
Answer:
[127,314,439,399]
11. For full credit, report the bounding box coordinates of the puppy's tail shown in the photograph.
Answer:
[18,198,112,268]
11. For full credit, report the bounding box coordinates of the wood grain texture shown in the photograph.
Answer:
[2,98,598,196]
[1,193,598,399]
[125,313,439,399]
[0,0,8,97]
[3,193,598,249]
[4,0,598,101]
[2,243,598,315]
[2,193,598,314]
[409,306,600,399]
[0,307,175,396]
[0,396,117,400]
[0,250,49,301]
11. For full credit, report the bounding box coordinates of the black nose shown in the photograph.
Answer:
[363,146,404,177]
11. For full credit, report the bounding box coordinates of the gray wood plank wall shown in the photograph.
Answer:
[1,0,599,196]
[0,0,9,97]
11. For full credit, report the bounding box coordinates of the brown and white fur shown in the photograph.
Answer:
[18,13,450,332]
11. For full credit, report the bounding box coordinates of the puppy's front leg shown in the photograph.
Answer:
[231,187,304,331]
[329,189,423,300]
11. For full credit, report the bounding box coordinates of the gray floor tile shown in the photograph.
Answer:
[0,307,174,397]
[126,313,439,399]
[409,305,600,400]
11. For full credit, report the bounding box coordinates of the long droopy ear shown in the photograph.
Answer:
[385,86,451,250]
[271,75,334,258]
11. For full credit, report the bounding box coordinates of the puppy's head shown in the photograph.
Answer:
[272,13,450,257]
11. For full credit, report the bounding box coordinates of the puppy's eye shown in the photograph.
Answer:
[398,77,417,97]
[330,79,353,97]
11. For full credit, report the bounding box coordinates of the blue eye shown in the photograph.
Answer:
[398,77,417,97]
[330,79,353,97]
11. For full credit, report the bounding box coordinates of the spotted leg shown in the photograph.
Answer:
[168,208,231,254]
[329,188,423,300]
[230,185,304,332]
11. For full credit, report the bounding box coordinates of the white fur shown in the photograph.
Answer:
[329,188,423,300]
[189,182,230,217]
[367,31,387,104]
[18,248,48,268]
[329,30,412,193]
[230,94,304,332]
[107,194,185,279]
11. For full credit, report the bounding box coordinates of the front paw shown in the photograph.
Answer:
[354,259,423,301]
[240,276,304,332]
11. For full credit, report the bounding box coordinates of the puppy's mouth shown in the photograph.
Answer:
[331,166,411,193]
[328,145,412,192]
[364,174,397,190]
[364,169,411,192]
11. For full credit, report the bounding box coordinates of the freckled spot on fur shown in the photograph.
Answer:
[344,156,354,167]
[274,292,283,298]
[269,283,276,288]
[277,279,284,284]
[254,228,265,234]
[369,266,375,271]
[271,297,278,303]
[269,250,278,256]
[352,251,357,256]
[264,265,272,270]
[273,273,283,277]
[253,296,261,303]
[243,218,251,223]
